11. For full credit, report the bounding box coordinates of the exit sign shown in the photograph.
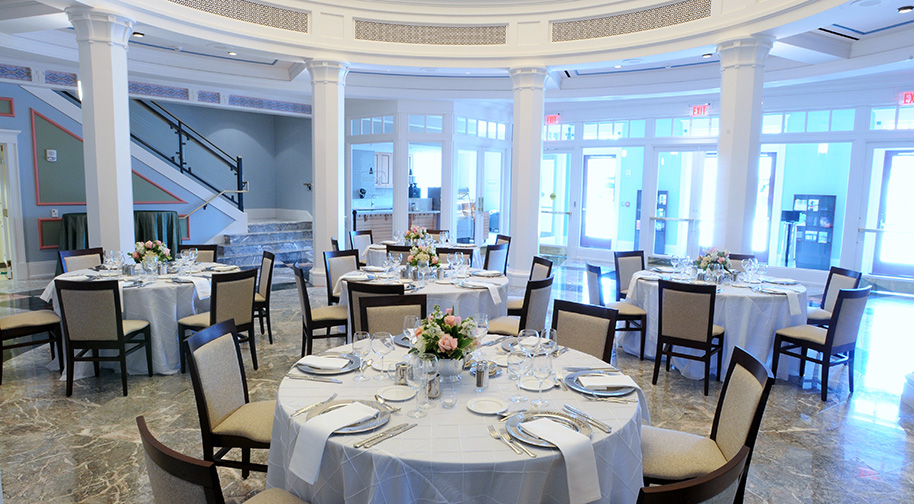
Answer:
[545,114,560,125]
[902,91,914,105]
[691,104,710,117]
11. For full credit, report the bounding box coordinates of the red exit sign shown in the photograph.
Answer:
[545,114,560,125]
[902,91,914,105]
[691,104,710,117]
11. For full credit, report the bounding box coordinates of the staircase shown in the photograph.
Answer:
[218,220,313,286]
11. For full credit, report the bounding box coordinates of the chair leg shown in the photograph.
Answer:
[265,309,273,345]
[179,327,189,374]
[716,339,723,382]
[93,349,100,377]
[665,344,673,372]
[703,354,710,396]
[798,347,807,383]
[771,335,782,379]
[120,350,129,397]
[301,329,307,358]
[639,318,646,361]
[145,327,153,377]
[248,329,258,370]
[821,352,829,402]
[258,309,265,334]
[66,346,75,397]
[242,447,251,479]
[651,339,663,385]
[54,327,64,374]
[848,350,855,394]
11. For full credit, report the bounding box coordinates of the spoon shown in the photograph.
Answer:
[374,394,401,413]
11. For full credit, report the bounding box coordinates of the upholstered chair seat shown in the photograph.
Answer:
[0,310,63,385]
[311,304,348,322]
[1,310,60,329]
[488,276,554,336]
[641,427,727,480]
[605,301,647,317]
[806,307,831,325]
[210,400,276,443]
[552,300,618,362]
[587,262,649,360]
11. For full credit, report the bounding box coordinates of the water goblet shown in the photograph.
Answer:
[418,259,430,286]
[506,347,532,402]
[517,329,540,356]
[531,353,553,407]
[189,247,198,264]
[757,262,768,280]
[371,331,394,381]
[707,263,722,284]
[403,315,420,345]
[352,331,371,382]
[540,328,558,355]
[406,354,428,418]
[419,353,439,409]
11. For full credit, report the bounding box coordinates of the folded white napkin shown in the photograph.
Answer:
[768,288,801,316]
[175,276,212,299]
[362,266,385,272]
[520,336,540,347]
[519,418,601,504]
[485,284,502,305]
[212,265,238,272]
[297,355,350,370]
[472,269,502,277]
[289,403,379,484]
[576,374,651,423]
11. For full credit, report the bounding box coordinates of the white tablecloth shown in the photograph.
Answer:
[620,271,807,380]
[267,344,647,504]
[366,244,481,269]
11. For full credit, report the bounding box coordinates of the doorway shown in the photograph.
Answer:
[872,150,914,277]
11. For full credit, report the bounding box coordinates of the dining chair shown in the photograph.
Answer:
[772,286,871,401]
[727,253,755,273]
[483,242,509,275]
[294,265,348,357]
[642,346,773,504]
[433,247,464,266]
[489,275,554,336]
[136,416,307,504]
[359,294,428,336]
[613,250,645,301]
[59,247,104,273]
[508,256,554,316]
[178,268,258,372]
[183,320,275,478]
[323,249,360,305]
[346,282,405,336]
[807,266,862,327]
[385,245,413,265]
[330,236,340,252]
[252,251,275,344]
[652,279,725,396]
[0,310,63,385]
[54,278,152,397]
[349,230,373,267]
[551,299,618,363]
[586,262,648,360]
[426,229,448,241]
[495,234,511,270]
[178,244,219,263]
[637,445,750,504]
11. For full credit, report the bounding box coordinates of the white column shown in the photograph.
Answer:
[67,8,136,252]
[714,36,773,253]
[508,67,547,283]
[307,60,349,286]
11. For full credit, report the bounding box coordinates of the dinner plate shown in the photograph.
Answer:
[295,352,360,375]
[377,385,416,402]
[466,396,507,415]
[458,281,489,289]
[638,274,662,281]
[361,266,386,273]
[763,277,799,285]
[393,332,412,348]
[651,266,677,274]
[371,360,399,373]
[470,269,502,277]
[518,376,555,392]
[730,282,750,288]
[435,279,454,285]
[564,370,636,397]
[492,355,509,367]
[344,274,376,282]
[505,410,592,448]
[306,399,390,434]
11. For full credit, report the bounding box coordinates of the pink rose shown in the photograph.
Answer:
[145,241,153,249]
[445,308,453,315]
[438,334,458,352]
[431,256,439,264]
[132,251,139,259]
[407,255,414,262]
[444,315,457,326]
[415,327,423,336]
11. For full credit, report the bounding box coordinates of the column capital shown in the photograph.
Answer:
[509,67,548,91]
[716,36,774,71]
[66,8,135,49]
[306,60,350,86]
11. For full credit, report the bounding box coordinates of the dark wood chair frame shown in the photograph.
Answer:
[184,319,267,478]
[728,253,756,262]
[652,279,724,396]
[515,275,555,331]
[773,286,871,401]
[359,294,428,335]
[179,268,258,373]
[349,230,373,266]
[638,445,751,504]
[551,299,619,363]
[645,346,773,504]
[330,236,340,252]
[0,313,63,385]
[177,244,219,262]
[425,229,449,239]
[295,265,347,357]
[346,281,406,335]
[613,250,645,301]
[810,266,863,327]
[483,242,510,275]
[587,262,648,361]
[385,245,413,265]
[58,247,104,273]
[253,251,275,344]
[54,278,152,396]
[509,256,555,317]
[323,249,360,305]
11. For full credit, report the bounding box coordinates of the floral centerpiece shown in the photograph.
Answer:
[403,225,428,241]
[694,247,731,272]
[132,240,172,263]
[407,244,440,268]
[410,306,477,361]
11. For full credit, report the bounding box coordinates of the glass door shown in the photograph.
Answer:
[751,152,777,261]
[456,149,478,243]
[651,150,714,258]
[456,148,504,244]
[482,151,503,244]
[580,155,618,249]
[872,150,914,277]
[408,142,442,231]
[540,152,571,249]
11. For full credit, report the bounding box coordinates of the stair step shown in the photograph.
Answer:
[223,229,312,245]
[220,249,313,268]
[246,221,311,233]
[220,241,311,258]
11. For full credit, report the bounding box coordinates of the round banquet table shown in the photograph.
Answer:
[365,243,481,269]
[266,342,647,504]
[619,271,807,380]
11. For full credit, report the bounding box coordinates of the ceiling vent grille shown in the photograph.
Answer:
[552,0,711,42]
[168,0,308,33]
[354,20,506,45]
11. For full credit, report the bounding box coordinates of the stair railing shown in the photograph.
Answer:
[180,182,249,221]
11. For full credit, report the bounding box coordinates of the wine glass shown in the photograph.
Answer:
[439,230,449,244]
[406,354,428,418]
[474,313,488,342]
[506,346,532,402]
[531,352,553,407]
[707,263,722,284]
[418,259,430,286]
[540,327,558,355]
[371,332,394,381]
[757,262,768,280]
[419,353,439,410]
[403,315,421,345]
[188,247,198,264]
[352,331,371,382]
[517,329,540,356]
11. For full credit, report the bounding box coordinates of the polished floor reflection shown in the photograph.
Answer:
[0,265,912,503]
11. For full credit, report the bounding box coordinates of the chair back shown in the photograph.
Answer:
[350,230,373,258]
[331,236,340,252]
[347,282,405,334]
[360,295,428,336]
[136,416,224,504]
[636,445,750,504]
[530,256,553,281]
[551,300,618,362]
[55,279,122,342]
[426,229,448,241]
[710,346,773,463]
[185,320,249,445]
[821,266,862,313]
[59,248,103,273]
[658,280,716,344]
[614,250,645,301]
[434,247,465,266]
[585,262,605,306]
[495,234,511,246]
[294,265,315,331]
[484,242,509,274]
[178,244,218,263]
[210,269,257,328]
[520,276,554,332]
[385,245,413,265]
[257,251,275,300]
[323,250,360,302]
[727,254,755,273]
[827,286,871,350]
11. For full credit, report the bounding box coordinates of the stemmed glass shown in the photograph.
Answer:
[517,329,540,356]
[403,315,420,345]
[506,346,532,402]
[540,328,558,355]
[352,331,371,382]
[393,231,403,245]
[371,332,394,381]
[406,354,428,418]
[474,312,488,343]
[419,354,439,410]
[707,263,722,284]
[531,352,553,407]
[439,230,449,244]
[418,259,430,286]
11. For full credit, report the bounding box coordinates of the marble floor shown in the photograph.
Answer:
[1,265,913,503]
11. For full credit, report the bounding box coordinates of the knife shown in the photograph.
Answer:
[563,366,619,373]
[291,393,338,418]
[362,423,416,448]
[354,423,411,448]
[563,404,612,433]
[481,336,510,347]
[285,374,342,384]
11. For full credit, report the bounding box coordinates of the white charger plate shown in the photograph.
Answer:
[518,376,555,392]
[377,385,416,402]
[467,396,508,415]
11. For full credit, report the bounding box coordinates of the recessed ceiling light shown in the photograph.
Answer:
[132,32,145,38]
[227,51,238,56]
[899,5,914,13]
[702,53,713,58]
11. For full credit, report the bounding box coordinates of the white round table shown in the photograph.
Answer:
[266,342,647,504]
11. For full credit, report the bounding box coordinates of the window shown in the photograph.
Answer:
[544,123,574,141]
[350,115,394,136]
[581,119,645,140]
[870,106,914,130]
[456,116,509,139]
[762,109,855,133]
[653,117,720,137]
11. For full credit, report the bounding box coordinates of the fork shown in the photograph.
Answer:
[488,425,521,454]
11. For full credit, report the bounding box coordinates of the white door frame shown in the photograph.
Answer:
[0,129,27,280]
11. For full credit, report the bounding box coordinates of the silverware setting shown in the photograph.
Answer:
[488,425,521,455]
[563,404,612,433]
[285,373,343,384]
[583,395,637,404]
[563,366,619,373]
[291,392,338,418]
[501,428,536,458]
[497,408,528,422]
[555,371,569,391]
[357,423,416,449]
[374,394,401,413]
[481,336,510,347]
